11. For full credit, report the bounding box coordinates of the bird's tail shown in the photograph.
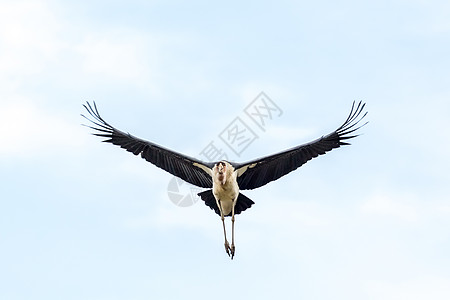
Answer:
[197,190,254,216]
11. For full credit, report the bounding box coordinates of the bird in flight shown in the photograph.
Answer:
[82,101,367,259]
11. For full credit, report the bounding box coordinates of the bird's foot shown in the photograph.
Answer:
[224,241,231,257]
[224,241,236,259]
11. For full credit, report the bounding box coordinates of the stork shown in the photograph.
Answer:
[82,101,367,259]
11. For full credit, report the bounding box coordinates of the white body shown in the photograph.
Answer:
[212,162,239,216]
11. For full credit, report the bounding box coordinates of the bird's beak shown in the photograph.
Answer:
[217,163,226,185]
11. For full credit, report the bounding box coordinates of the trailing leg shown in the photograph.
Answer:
[230,202,236,259]
[218,200,231,257]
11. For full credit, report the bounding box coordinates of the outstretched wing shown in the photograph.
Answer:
[82,101,214,188]
[233,101,368,190]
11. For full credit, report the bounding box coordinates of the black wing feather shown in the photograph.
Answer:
[197,190,255,216]
[82,101,214,188]
[233,101,368,190]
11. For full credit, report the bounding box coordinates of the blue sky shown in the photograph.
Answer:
[1,0,450,299]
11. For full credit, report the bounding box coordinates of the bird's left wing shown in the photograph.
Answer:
[233,101,368,190]
[82,101,214,188]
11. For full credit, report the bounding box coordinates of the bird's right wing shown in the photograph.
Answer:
[233,101,368,190]
[82,101,214,188]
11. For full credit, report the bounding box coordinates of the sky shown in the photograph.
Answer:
[1,0,450,299]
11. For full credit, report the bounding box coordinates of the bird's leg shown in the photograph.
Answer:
[221,214,231,257]
[219,200,231,257]
[230,203,236,259]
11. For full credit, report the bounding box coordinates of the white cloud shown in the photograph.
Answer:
[75,33,151,81]
[0,100,87,158]
[0,0,63,79]
[0,0,164,97]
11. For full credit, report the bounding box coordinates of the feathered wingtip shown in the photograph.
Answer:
[81,101,115,139]
[336,101,368,145]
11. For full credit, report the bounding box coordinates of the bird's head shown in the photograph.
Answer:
[216,161,226,174]
[214,161,228,185]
